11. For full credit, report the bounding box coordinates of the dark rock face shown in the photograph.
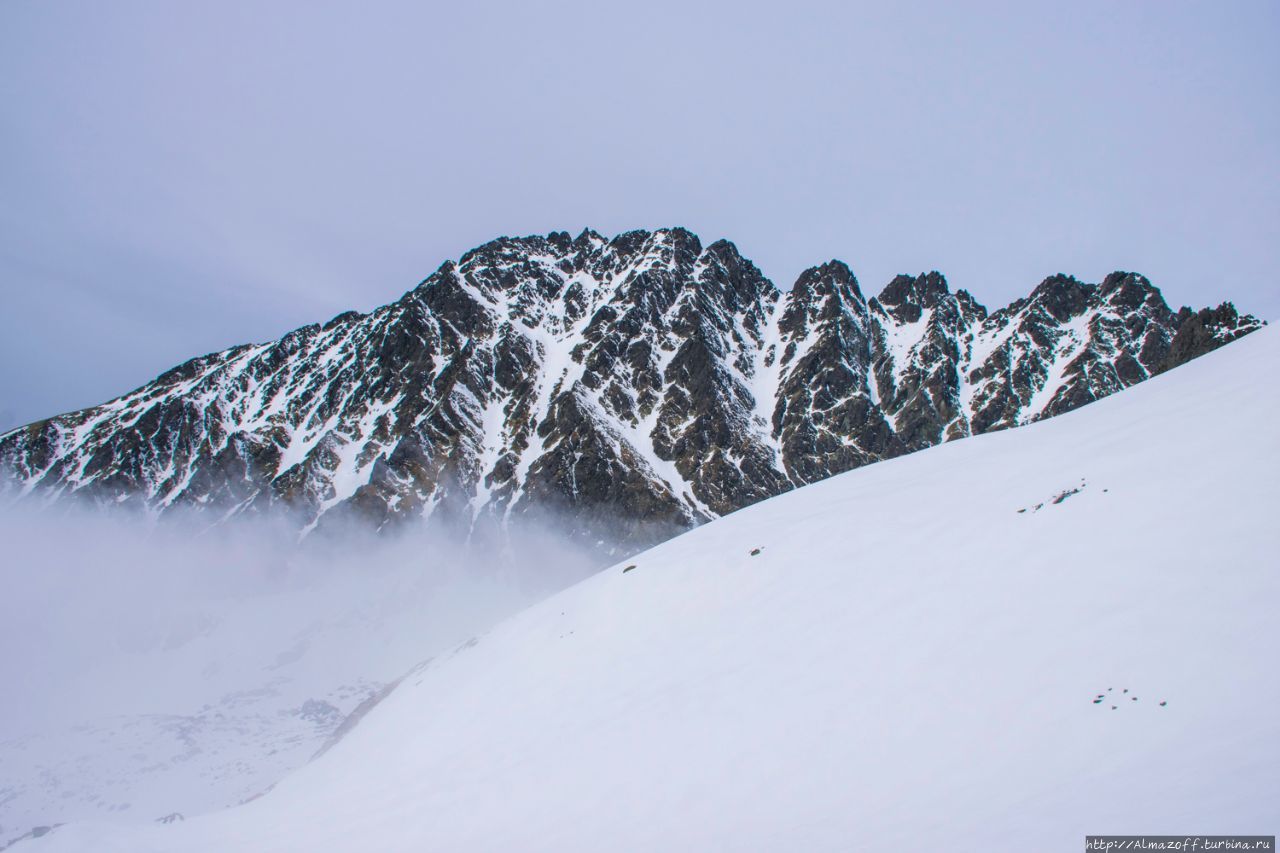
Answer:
[1158,302,1261,374]
[0,229,1263,553]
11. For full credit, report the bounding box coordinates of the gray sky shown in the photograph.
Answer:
[2,0,1277,431]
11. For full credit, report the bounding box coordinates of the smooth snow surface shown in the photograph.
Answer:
[17,329,1280,852]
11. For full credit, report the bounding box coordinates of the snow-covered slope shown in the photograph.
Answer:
[18,326,1277,851]
[0,228,1261,553]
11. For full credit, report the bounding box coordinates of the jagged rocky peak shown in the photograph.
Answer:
[1099,270,1163,308]
[0,227,1264,555]
[873,270,951,322]
[1024,273,1097,322]
[780,261,864,337]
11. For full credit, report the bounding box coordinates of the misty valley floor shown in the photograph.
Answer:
[0,520,593,844]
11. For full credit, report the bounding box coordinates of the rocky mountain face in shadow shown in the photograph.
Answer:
[0,228,1262,553]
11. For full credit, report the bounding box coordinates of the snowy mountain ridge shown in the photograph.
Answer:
[0,227,1262,549]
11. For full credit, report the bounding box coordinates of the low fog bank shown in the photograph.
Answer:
[0,500,610,830]
[0,501,606,732]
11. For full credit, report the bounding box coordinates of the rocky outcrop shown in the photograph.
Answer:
[1158,302,1260,374]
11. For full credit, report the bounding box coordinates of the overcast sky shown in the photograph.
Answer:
[1,0,1277,431]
